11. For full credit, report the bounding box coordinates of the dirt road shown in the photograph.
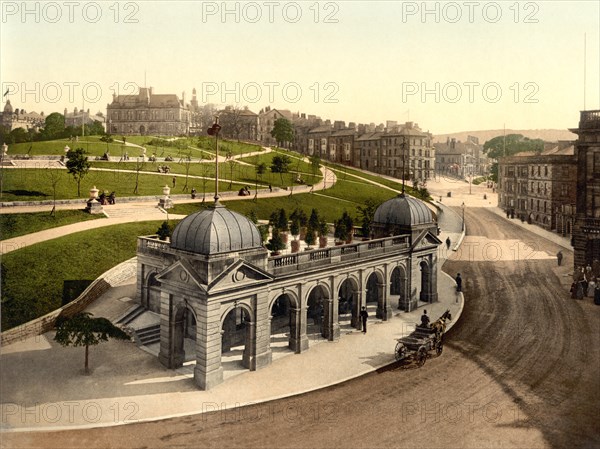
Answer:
[5,207,599,449]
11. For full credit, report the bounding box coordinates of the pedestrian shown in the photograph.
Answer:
[576,281,584,300]
[172,176,176,188]
[570,282,577,299]
[594,283,600,305]
[191,188,197,199]
[446,236,451,250]
[557,250,563,266]
[269,184,272,193]
[455,273,462,292]
[420,309,430,328]
[360,306,368,334]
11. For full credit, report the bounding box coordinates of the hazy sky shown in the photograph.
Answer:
[1,1,599,134]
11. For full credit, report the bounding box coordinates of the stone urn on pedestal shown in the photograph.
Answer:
[85,186,104,214]
[159,184,174,209]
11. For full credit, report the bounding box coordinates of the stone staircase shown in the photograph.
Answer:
[135,324,161,346]
[103,205,165,220]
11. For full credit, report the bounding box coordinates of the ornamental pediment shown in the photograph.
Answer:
[411,230,442,251]
[208,260,273,293]
[155,259,206,293]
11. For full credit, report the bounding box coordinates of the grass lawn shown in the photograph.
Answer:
[0,210,105,240]
[8,137,131,158]
[0,221,172,330]
[2,169,244,201]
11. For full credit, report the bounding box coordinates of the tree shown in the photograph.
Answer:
[266,227,286,254]
[483,134,544,159]
[271,154,292,184]
[86,120,106,136]
[255,161,267,201]
[308,208,320,230]
[156,221,174,240]
[357,198,378,238]
[42,112,65,139]
[54,312,130,374]
[44,168,62,216]
[180,151,193,192]
[65,148,91,197]
[290,216,300,238]
[219,105,244,141]
[304,224,316,248]
[132,157,145,194]
[224,146,236,189]
[276,208,289,232]
[270,118,294,147]
[490,162,499,183]
[309,154,321,176]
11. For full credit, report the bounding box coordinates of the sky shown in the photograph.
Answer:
[1,0,599,135]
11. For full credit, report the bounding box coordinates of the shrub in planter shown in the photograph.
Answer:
[318,219,329,248]
[304,224,316,249]
[266,228,286,255]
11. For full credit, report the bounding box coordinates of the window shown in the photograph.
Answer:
[544,166,548,176]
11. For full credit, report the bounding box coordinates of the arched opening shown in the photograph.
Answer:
[139,125,146,135]
[172,306,196,369]
[146,272,161,312]
[338,278,358,331]
[390,266,408,310]
[419,260,431,303]
[270,294,296,356]
[221,306,251,374]
[306,285,328,342]
[366,271,384,318]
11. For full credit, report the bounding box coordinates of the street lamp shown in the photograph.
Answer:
[1,142,8,199]
[461,201,465,231]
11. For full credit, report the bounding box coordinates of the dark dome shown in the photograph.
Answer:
[373,194,433,227]
[3,100,13,114]
[171,205,262,255]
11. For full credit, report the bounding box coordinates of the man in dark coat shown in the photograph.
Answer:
[420,309,430,328]
[456,273,462,292]
[557,251,563,266]
[360,307,368,334]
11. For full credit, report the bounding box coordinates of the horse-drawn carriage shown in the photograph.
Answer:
[394,310,451,367]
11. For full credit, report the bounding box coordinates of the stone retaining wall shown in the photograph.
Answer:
[0,258,137,346]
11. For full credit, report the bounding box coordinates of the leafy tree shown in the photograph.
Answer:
[248,209,258,224]
[357,198,378,238]
[65,147,91,197]
[54,312,130,374]
[156,221,174,240]
[270,154,292,184]
[483,134,544,159]
[334,220,348,242]
[270,118,294,147]
[308,208,320,230]
[290,216,300,238]
[266,227,286,253]
[42,112,65,139]
[309,154,321,176]
[290,208,308,227]
[277,208,289,232]
[258,224,270,244]
[490,162,498,183]
[86,120,106,136]
[318,218,329,238]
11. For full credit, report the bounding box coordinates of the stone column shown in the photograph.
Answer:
[352,290,365,330]
[289,307,308,353]
[322,298,340,341]
[158,292,185,369]
[380,281,393,320]
[193,300,223,390]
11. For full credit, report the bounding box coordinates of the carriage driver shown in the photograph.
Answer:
[420,309,430,328]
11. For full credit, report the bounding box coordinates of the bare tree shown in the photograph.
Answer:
[219,105,244,141]
[133,157,145,194]
[45,168,62,216]
[180,151,193,192]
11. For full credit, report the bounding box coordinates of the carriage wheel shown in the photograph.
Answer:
[416,347,427,367]
[395,342,407,362]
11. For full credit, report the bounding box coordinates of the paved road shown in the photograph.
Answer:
[8,207,599,449]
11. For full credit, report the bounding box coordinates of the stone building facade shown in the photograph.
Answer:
[1,100,45,132]
[571,110,600,268]
[63,107,106,130]
[135,195,440,390]
[434,136,490,179]
[497,147,577,233]
[106,87,190,136]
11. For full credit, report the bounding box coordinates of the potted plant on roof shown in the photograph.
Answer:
[290,215,301,253]
[318,218,330,248]
[341,211,354,244]
[291,208,308,240]
[334,219,347,246]
[276,208,289,244]
[266,227,286,256]
[304,223,316,250]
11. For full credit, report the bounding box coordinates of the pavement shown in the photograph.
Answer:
[0,173,574,433]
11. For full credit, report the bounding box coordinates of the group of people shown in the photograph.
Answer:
[98,191,116,205]
[570,264,600,304]
[238,186,252,196]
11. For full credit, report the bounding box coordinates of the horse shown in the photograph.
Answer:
[430,309,452,335]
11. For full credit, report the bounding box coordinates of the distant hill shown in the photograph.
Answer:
[433,129,578,145]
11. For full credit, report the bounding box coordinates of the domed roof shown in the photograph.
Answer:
[3,100,13,114]
[373,194,433,227]
[171,205,262,255]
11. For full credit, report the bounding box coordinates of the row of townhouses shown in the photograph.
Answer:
[497,109,600,269]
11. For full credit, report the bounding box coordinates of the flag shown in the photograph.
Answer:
[3,88,9,97]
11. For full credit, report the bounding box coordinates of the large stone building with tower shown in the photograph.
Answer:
[571,110,600,268]
[134,194,441,390]
[106,87,190,136]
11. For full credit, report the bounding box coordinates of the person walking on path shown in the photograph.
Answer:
[360,307,368,334]
[269,184,272,193]
[455,273,462,292]
[446,237,451,250]
[557,250,563,266]
[172,176,177,188]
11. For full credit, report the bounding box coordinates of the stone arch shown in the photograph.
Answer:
[269,291,300,354]
[390,264,409,310]
[139,125,146,135]
[305,284,330,342]
[365,269,385,319]
[145,271,161,312]
[220,303,253,371]
[170,303,197,369]
[337,276,359,331]
[419,260,432,303]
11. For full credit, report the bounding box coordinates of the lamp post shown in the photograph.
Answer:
[461,201,465,231]
[207,116,222,204]
[1,142,8,198]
